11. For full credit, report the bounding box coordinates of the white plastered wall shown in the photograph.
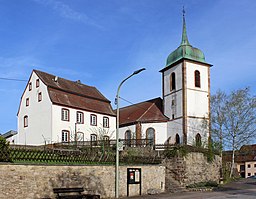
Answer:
[51,105,116,143]
[17,71,52,145]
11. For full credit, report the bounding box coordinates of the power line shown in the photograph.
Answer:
[0,77,27,82]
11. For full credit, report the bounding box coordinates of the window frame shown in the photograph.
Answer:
[61,108,70,121]
[170,72,176,91]
[24,115,28,127]
[28,82,32,91]
[36,79,40,88]
[38,92,42,102]
[103,116,109,128]
[90,114,97,126]
[76,111,84,124]
[194,70,201,88]
[146,127,155,146]
[26,98,29,107]
[61,130,70,142]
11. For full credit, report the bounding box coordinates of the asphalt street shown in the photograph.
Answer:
[121,178,256,199]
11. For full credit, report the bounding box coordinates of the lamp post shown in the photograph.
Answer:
[115,68,145,198]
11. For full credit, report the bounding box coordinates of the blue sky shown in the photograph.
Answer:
[0,0,255,134]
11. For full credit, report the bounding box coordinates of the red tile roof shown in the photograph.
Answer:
[119,97,169,126]
[34,70,115,116]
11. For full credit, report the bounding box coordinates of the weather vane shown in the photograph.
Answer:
[182,6,185,17]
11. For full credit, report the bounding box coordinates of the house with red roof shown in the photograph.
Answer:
[16,70,116,145]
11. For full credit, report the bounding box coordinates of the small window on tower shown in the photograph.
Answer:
[170,72,176,91]
[195,70,201,88]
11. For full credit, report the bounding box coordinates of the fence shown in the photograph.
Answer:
[0,147,162,165]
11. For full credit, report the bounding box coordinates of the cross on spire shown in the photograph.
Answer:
[181,6,190,46]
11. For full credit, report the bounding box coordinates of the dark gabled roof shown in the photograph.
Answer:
[34,70,115,116]
[119,97,169,126]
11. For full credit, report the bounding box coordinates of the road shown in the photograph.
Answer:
[121,178,256,199]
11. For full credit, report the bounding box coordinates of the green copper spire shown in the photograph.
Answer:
[165,8,206,67]
[181,7,190,46]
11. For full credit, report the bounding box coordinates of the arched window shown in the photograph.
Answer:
[195,133,202,147]
[170,72,176,91]
[125,130,132,147]
[146,128,155,146]
[175,134,180,145]
[195,70,201,88]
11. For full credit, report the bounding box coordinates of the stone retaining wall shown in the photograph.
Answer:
[0,164,165,199]
[164,152,221,192]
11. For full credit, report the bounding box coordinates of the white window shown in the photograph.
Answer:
[90,134,97,146]
[103,117,109,128]
[24,115,28,127]
[26,98,29,106]
[91,134,97,141]
[76,111,84,124]
[29,82,32,91]
[36,79,40,88]
[62,130,69,142]
[38,92,42,102]
[61,108,69,121]
[90,114,97,126]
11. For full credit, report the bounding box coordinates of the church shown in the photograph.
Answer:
[118,12,211,147]
[15,13,211,147]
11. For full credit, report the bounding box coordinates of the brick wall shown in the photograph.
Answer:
[0,164,165,199]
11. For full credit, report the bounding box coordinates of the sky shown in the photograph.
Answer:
[0,0,256,134]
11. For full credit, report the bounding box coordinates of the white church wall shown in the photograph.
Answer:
[187,118,209,146]
[141,122,167,145]
[166,118,183,144]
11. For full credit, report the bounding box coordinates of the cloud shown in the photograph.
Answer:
[32,0,103,29]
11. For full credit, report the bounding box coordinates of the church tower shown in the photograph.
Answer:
[160,10,211,146]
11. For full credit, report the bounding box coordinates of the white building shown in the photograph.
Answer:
[16,13,211,147]
[17,70,116,145]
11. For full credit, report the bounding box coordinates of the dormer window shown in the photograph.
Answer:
[29,82,32,91]
[36,79,40,88]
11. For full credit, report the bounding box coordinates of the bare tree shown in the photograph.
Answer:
[211,88,256,177]
[211,90,227,158]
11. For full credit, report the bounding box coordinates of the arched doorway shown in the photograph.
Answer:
[175,134,180,145]
[195,133,202,147]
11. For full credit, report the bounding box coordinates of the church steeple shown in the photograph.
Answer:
[165,8,206,67]
[181,7,190,46]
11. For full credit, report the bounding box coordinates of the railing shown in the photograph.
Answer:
[0,146,162,165]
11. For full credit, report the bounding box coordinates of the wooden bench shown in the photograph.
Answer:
[53,187,100,199]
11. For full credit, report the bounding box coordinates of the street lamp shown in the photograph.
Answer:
[115,68,146,198]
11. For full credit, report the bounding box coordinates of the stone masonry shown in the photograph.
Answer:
[0,164,165,199]
[163,152,221,192]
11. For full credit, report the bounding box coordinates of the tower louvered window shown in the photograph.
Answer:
[195,70,201,88]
